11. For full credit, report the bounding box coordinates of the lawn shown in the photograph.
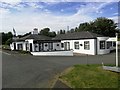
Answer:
[59,65,119,88]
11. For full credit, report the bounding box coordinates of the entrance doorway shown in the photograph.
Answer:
[64,42,70,50]
[30,43,32,52]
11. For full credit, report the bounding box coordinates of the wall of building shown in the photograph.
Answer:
[97,37,110,55]
[15,41,25,50]
[61,39,96,55]
[25,39,34,51]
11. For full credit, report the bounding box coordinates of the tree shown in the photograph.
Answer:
[39,28,50,36]
[76,17,118,36]
[91,17,118,36]
[75,27,78,32]
[39,28,56,37]
[2,32,13,45]
[78,22,90,31]
[5,38,12,45]
[48,31,56,37]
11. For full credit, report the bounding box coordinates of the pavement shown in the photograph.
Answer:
[1,50,120,88]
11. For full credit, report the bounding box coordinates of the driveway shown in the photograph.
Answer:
[2,50,119,88]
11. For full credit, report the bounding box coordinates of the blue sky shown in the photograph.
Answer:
[0,0,119,34]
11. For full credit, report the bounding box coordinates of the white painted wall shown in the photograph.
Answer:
[10,43,14,50]
[31,50,73,56]
[97,37,110,55]
[25,39,34,51]
[15,41,24,50]
[61,39,96,55]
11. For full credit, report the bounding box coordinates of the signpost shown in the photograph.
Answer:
[116,33,118,67]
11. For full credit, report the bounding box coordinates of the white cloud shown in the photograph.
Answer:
[0,0,21,5]
[0,7,93,34]
[0,1,118,34]
[21,0,119,2]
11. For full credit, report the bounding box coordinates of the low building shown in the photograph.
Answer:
[10,29,116,55]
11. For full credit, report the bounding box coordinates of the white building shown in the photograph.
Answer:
[10,29,116,56]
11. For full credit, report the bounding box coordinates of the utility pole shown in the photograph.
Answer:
[116,33,118,67]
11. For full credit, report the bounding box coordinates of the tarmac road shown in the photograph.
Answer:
[2,50,119,88]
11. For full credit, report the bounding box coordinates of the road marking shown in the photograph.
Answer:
[0,51,11,55]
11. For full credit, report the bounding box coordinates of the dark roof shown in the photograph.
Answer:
[13,31,104,42]
[52,31,104,40]
[14,34,52,41]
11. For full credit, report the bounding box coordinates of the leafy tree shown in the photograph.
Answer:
[39,28,56,37]
[48,31,56,37]
[91,17,118,36]
[5,38,12,45]
[39,28,50,36]
[78,22,90,31]
[75,17,118,36]
[75,27,78,32]
[2,32,13,45]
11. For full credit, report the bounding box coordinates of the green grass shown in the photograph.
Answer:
[59,65,119,88]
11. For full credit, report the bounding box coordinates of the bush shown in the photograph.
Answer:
[2,45,11,50]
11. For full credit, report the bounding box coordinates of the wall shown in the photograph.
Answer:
[10,43,14,50]
[61,39,96,55]
[97,37,110,55]
[31,50,73,56]
[25,39,34,51]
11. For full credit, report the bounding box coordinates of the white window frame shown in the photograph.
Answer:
[74,42,79,49]
[84,41,90,50]
[100,41,105,49]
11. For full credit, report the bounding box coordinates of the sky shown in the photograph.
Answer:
[0,0,119,35]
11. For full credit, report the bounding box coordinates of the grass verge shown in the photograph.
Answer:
[59,65,119,88]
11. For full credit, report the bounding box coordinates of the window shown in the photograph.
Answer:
[74,42,79,49]
[107,41,112,49]
[26,43,29,51]
[61,43,64,48]
[113,42,116,47]
[84,41,90,50]
[64,42,70,50]
[17,44,23,50]
[100,41,105,49]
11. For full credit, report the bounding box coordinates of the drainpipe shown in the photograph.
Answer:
[116,33,118,67]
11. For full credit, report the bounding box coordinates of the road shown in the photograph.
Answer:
[2,50,119,88]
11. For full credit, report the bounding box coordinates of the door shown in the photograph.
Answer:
[14,43,16,50]
[30,43,32,52]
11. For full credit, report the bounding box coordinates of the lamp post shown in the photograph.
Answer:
[116,33,118,67]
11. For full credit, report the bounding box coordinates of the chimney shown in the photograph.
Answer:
[33,28,38,34]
